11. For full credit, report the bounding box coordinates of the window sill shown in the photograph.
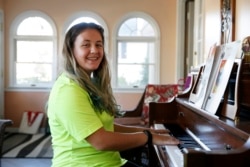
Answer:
[5,87,51,92]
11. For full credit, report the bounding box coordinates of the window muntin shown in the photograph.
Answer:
[118,18,155,36]
[15,40,53,86]
[116,16,159,89]
[63,11,108,37]
[10,12,56,89]
[117,64,156,88]
[117,41,155,88]
[17,17,53,36]
[16,40,53,63]
[118,41,155,64]
[67,17,100,31]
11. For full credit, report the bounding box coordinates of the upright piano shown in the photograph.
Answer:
[149,38,250,167]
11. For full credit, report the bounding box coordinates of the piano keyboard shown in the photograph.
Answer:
[154,124,210,167]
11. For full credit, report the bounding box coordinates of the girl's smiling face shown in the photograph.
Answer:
[73,28,104,75]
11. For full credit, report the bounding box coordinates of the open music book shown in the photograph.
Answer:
[189,40,241,116]
[188,43,217,108]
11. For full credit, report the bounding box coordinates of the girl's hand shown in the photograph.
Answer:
[150,128,170,134]
[152,133,179,145]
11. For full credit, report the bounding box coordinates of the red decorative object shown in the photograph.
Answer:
[141,84,179,125]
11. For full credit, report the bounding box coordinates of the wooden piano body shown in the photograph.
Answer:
[149,39,250,167]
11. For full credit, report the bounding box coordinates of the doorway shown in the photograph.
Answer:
[177,0,204,79]
[184,0,195,77]
[0,10,4,118]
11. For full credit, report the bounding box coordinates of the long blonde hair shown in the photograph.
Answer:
[62,22,118,116]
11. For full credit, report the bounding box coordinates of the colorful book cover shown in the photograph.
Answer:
[203,40,241,115]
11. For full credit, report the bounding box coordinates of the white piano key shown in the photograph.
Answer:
[155,124,183,167]
[154,123,210,167]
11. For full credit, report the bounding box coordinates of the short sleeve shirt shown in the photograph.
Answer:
[47,73,126,167]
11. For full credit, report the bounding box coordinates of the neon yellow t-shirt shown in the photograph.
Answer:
[47,73,126,167]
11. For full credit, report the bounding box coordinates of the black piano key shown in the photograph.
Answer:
[164,124,203,150]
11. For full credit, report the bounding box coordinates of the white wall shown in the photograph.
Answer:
[235,0,250,40]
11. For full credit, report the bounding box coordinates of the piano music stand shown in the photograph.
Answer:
[220,58,242,120]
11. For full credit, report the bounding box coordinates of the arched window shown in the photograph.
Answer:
[67,17,99,31]
[63,11,108,42]
[9,10,57,89]
[114,12,160,89]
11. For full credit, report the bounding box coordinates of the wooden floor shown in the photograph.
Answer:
[1,158,52,167]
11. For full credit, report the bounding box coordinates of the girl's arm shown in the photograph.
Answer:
[114,122,170,134]
[86,127,179,152]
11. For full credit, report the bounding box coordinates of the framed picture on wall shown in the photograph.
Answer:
[221,0,236,44]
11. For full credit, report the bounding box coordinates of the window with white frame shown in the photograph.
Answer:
[9,11,57,88]
[114,13,160,89]
[63,11,108,41]
[67,17,100,31]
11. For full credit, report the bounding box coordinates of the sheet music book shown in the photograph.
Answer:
[203,40,241,115]
[188,43,217,108]
[199,45,225,109]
